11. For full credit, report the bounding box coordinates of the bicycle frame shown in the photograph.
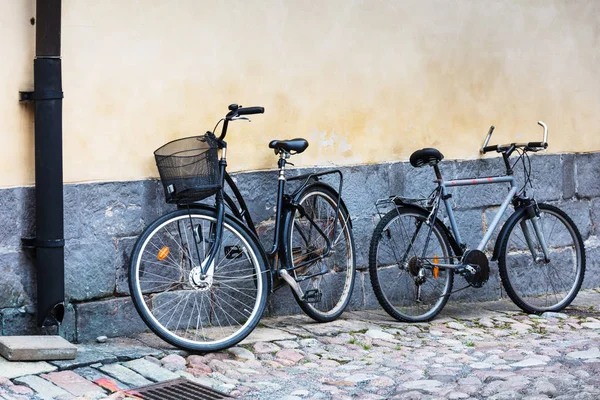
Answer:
[192,135,345,295]
[419,161,551,270]
[221,164,344,268]
[442,175,518,252]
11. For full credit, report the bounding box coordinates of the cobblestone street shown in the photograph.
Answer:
[0,289,599,400]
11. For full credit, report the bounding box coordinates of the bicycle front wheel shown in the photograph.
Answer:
[369,207,454,322]
[129,208,269,352]
[285,184,356,322]
[498,203,585,314]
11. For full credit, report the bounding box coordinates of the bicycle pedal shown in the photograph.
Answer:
[224,245,244,259]
[302,289,322,303]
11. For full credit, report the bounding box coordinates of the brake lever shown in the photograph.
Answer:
[230,116,251,122]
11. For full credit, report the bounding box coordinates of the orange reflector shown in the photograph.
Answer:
[157,246,170,260]
[433,254,439,278]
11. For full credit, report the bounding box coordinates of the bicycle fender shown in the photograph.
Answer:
[392,203,463,258]
[290,182,352,229]
[491,206,528,261]
[280,182,352,269]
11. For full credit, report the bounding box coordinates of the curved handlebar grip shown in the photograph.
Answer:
[537,121,548,144]
[526,142,548,149]
[237,106,265,115]
[482,145,498,153]
[480,125,495,154]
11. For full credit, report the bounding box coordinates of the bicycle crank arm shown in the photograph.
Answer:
[278,269,305,299]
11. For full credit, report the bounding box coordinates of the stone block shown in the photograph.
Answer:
[576,153,600,198]
[41,370,106,397]
[1,307,39,336]
[402,162,441,200]
[229,170,279,225]
[388,162,406,197]
[562,154,575,199]
[581,243,600,290]
[267,285,302,317]
[0,336,76,361]
[483,206,515,253]
[511,154,562,202]
[59,303,77,343]
[450,158,509,209]
[0,358,56,379]
[347,272,365,310]
[76,297,148,342]
[123,358,179,382]
[0,188,21,249]
[334,164,389,219]
[99,363,153,388]
[50,342,161,370]
[351,216,377,270]
[0,252,35,309]
[115,237,138,296]
[19,186,36,241]
[548,200,591,241]
[361,272,383,311]
[65,239,116,301]
[78,180,162,241]
[64,184,84,241]
[592,199,600,236]
[73,366,129,390]
[13,375,68,400]
[449,208,485,251]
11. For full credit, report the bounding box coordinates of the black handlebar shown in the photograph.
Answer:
[526,142,548,149]
[218,103,265,142]
[482,145,498,153]
[237,106,264,116]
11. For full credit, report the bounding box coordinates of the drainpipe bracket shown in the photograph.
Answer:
[21,237,65,249]
[19,90,64,102]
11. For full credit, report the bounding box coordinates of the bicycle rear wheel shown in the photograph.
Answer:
[369,207,454,322]
[498,203,585,314]
[285,184,356,322]
[129,208,269,352]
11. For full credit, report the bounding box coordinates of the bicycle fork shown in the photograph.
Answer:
[520,202,551,263]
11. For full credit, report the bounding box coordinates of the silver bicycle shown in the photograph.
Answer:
[369,121,586,321]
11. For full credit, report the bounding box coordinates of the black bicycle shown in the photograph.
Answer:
[129,104,356,352]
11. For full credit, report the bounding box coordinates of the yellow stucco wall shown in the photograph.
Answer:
[1,0,599,187]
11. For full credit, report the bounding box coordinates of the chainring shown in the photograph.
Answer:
[461,249,490,288]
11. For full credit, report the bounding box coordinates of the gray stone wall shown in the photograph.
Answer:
[0,152,598,342]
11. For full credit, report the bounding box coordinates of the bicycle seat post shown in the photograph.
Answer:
[433,164,443,182]
[278,150,290,181]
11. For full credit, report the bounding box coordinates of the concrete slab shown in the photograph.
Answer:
[0,335,76,361]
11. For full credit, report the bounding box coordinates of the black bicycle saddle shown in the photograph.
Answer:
[409,148,444,168]
[268,138,309,154]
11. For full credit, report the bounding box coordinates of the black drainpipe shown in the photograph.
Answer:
[21,0,65,327]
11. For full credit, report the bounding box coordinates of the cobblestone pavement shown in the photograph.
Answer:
[0,289,599,400]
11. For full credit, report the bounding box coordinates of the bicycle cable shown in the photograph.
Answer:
[511,148,534,197]
[211,118,225,136]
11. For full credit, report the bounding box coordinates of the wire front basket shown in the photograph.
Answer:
[154,133,221,204]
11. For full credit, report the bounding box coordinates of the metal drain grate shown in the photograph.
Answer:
[128,378,233,400]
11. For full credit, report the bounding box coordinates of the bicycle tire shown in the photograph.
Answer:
[284,184,356,322]
[498,203,585,314]
[129,208,269,352]
[369,207,454,322]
